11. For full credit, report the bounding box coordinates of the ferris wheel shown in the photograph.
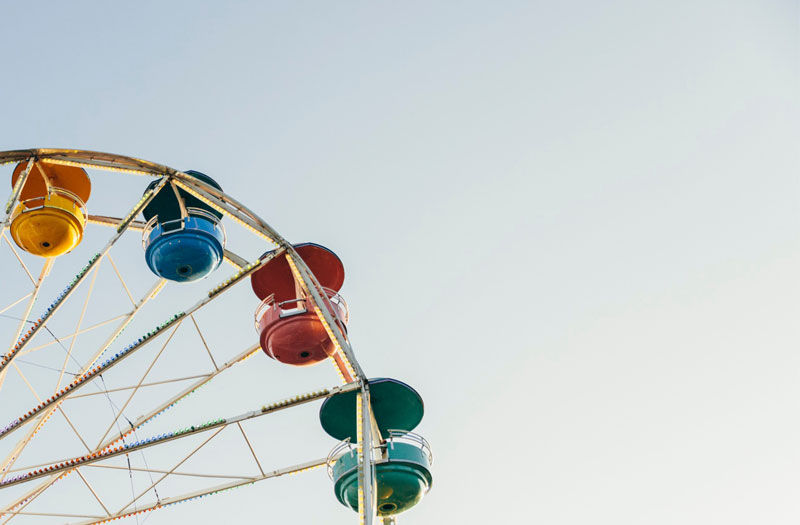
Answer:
[0,149,433,524]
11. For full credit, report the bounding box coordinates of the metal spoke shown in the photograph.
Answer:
[116,426,224,514]
[0,233,36,286]
[68,457,328,525]
[18,314,129,356]
[86,215,146,231]
[93,322,182,449]
[5,511,105,519]
[0,293,33,317]
[190,314,218,371]
[236,422,265,477]
[68,374,211,399]
[105,255,135,307]
[81,464,253,480]
[0,259,55,394]
[75,468,111,517]
[56,263,101,391]
[56,406,92,453]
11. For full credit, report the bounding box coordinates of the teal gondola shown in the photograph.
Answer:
[321,378,433,517]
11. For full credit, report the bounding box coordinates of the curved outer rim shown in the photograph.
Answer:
[0,149,264,236]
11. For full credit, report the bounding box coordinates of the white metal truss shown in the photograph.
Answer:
[0,149,384,524]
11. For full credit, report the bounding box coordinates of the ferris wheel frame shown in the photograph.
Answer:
[0,149,388,525]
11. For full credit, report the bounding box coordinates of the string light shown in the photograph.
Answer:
[331,355,349,383]
[117,189,156,232]
[40,157,158,177]
[208,259,263,298]
[260,389,331,412]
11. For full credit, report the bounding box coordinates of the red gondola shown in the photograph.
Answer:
[251,243,348,366]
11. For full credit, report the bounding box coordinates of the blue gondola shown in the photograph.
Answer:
[141,171,225,282]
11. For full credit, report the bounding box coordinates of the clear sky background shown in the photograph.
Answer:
[0,1,798,523]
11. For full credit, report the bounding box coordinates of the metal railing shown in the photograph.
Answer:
[141,206,226,249]
[254,287,349,332]
[326,438,354,479]
[12,187,88,226]
[384,430,434,465]
[327,290,350,325]
[325,429,433,480]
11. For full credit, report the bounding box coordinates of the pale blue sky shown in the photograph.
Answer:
[0,1,798,523]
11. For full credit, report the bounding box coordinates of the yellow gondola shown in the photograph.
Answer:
[9,162,91,257]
